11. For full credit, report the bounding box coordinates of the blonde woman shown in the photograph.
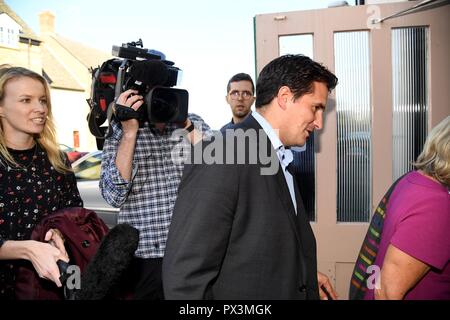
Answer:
[0,66,83,299]
[365,116,450,300]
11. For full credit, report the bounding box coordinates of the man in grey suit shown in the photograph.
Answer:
[162,54,338,300]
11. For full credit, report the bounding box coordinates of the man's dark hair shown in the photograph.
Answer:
[255,54,338,108]
[227,73,255,94]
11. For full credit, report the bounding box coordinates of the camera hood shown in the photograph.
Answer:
[145,87,188,123]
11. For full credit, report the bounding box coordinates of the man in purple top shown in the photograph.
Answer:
[364,116,450,300]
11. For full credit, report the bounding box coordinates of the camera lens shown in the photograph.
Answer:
[145,87,189,124]
[147,89,179,123]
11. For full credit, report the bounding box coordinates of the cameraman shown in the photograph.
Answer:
[99,88,211,299]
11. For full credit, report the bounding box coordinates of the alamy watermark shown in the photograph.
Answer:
[64,264,81,290]
[170,127,282,176]
[366,265,381,290]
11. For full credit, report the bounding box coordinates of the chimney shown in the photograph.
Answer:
[39,11,55,34]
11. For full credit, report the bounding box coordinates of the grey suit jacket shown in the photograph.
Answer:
[162,114,319,300]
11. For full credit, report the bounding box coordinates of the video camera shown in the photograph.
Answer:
[87,39,188,149]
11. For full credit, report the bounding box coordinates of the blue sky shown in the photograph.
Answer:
[6,0,354,129]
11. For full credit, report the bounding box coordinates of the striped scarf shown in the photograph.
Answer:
[349,174,405,300]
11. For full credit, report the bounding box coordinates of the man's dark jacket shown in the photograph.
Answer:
[163,115,319,300]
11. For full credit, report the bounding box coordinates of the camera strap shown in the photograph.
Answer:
[114,104,141,121]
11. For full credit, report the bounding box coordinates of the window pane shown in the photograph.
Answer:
[392,27,428,180]
[279,34,313,58]
[335,31,372,223]
[290,134,315,222]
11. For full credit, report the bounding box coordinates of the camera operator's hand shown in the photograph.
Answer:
[114,89,143,182]
[115,89,143,134]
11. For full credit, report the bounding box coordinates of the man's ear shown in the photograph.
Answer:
[276,86,291,110]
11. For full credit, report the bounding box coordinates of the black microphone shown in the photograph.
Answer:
[74,223,139,300]
[128,60,169,87]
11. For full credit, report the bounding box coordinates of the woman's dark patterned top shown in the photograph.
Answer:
[0,143,83,299]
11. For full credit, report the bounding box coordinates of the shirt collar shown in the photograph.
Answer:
[251,111,293,169]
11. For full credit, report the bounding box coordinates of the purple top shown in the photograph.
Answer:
[365,171,450,300]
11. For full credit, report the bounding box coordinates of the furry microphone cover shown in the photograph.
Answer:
[75,223,139,300]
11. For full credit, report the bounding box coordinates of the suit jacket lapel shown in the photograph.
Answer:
[273,168,302,244]
[292,176,309,287]
[253,117,309,289]
[242,115,302,246]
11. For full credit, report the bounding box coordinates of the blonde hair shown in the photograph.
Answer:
[413,116,450,187]
[0,65,71,173]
